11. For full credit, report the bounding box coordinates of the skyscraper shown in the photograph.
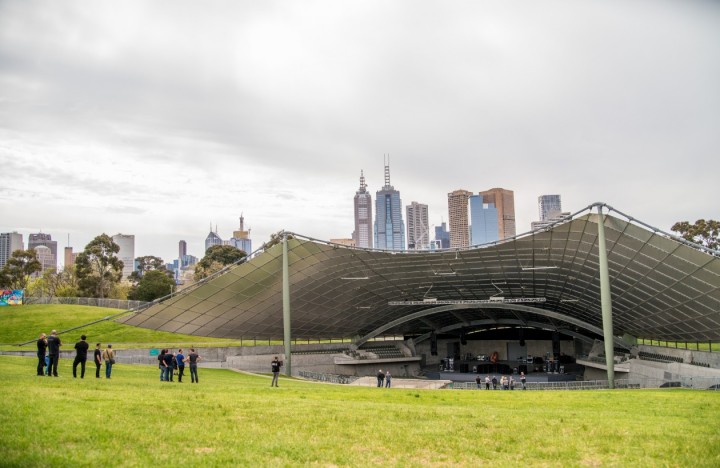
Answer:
[374,160,405,250]
[230,214,252,254]
[434,222,450,249]
[406,201,429,250]
[0,232,23,269]
[538,194,562,221]
[112,233,135,281]
[469,195,499,245]
[448,189,472,248]
[29,233,58,272]
[179,240,187,259]
[205,226,223,252]
[479,188,516,240]
[352,171,373,249]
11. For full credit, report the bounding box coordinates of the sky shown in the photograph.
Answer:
[1,0,719,264]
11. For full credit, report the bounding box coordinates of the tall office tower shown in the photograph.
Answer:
[205,225,223,252]
[29,233,58,272]
[230,214,252,253]
[0,232,24,269]
[374,161,406,250]
[448,189,472,248]
[406,201,430,250]
[352,170,373,249]
[469,195,499,245]
[538,194,562,221]
[179,240,187,259]
[479,188,516,240]
[434,222,450,249]
[111,233,135,281]
[33,245,54,275]
[64,247,76,269]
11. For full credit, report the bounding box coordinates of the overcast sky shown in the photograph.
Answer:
[1,0,719,263]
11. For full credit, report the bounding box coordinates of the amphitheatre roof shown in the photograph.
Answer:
[122,204,720,344]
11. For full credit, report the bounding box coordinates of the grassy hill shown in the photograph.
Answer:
[1,355,719,466]
[0,304,249,349]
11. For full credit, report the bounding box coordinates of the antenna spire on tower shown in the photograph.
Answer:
[384,154,391,188]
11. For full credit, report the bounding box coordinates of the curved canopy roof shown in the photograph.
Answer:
[122,205,720,344]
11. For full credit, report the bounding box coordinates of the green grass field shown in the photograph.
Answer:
[0,355,719,466]
[0,305,252,350]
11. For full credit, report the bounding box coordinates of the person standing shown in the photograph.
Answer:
[73,335,89,379]
[185,348,201,383]
[94,343,102,378]
[46,330,62,377]
[176,349,185,383]
[162,350,174,382]
[270,356,282,387]
[102,344,115,379]
[158,349,166,381]
[36,333,47,376]
[475,374,482,389]
[376,369,385,387]
[520,371,527,390]
[385,371,392,388]
[491,375,498,390]
[485,375,491,390]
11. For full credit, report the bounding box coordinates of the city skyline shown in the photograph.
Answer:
[1,1,718,262]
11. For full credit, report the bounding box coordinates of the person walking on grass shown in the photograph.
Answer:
[36,332,47,376]
[46,330,62,377]
[271,356,282,387]
[185,348,201,383]
[176,349,186,383]
[94,343,102,378]
[73,335,89,379]
[102,344,115,379]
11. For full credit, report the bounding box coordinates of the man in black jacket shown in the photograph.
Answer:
[36,333,47,376]
[73,335,89,379]
[94,343,102,378]
[46,330,61,377]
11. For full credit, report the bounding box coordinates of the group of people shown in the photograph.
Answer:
[475,371,527,390]
[158,348,201,383]
[36,331,115,379]
[376,369,392,387]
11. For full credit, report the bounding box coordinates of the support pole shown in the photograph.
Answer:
[282,234,292,376]
[596,206,615,388]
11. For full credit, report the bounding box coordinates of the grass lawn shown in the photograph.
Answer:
[0,305,255,350]
[0,355,719,467]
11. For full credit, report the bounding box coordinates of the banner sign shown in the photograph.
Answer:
[0,289,24,306]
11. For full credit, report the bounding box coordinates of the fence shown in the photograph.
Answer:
[24,296,148,310]
[298,371,359,385]
[451,377,720,391]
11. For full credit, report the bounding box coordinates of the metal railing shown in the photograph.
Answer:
[298,371,359,385]
[451,377,720,391]
[24,296,148,310]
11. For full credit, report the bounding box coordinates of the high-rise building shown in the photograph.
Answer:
[64,247,76,269]
[406,201,430,250]
[479,188,516,240]
[434,222,450,249]
[352,170,373,249]
[112,233,135,281]
[330,238,356,247]
[538,194,562,221]
[205,226,223,252]
[0,232,24,269]
[374,161,406,250]
[179,240,187,259]
[448,189,472,248]
[469,195,499,245]
[29,233,57,272]
[229,214,252,254]
[33,245,54,275]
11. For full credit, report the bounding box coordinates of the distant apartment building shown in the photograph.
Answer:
[112,233,135,281]
[229,214,252,254]
[538,195,563,221]
[330,238,356,247]
[479,188,516,240]
[374,161,406,250]
[29,233,58,272]
[406,201,430,250]
[0,232,24,269]
[179,240,187,259]
[469,195,499,245]
[434,222,450,249]
[352,170,373,249]
[448,189,472,248]
[64,247,77,269]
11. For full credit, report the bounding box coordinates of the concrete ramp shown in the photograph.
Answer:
[349,376,452,389]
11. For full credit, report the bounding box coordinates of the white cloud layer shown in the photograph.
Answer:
[1,0,719,262]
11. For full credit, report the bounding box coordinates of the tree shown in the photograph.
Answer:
[671,219,720,252]
[128,256,166,283]
[194,244,246,281]
[0,249,42,290]
[75,234,124,299]
[129,269,176,301]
